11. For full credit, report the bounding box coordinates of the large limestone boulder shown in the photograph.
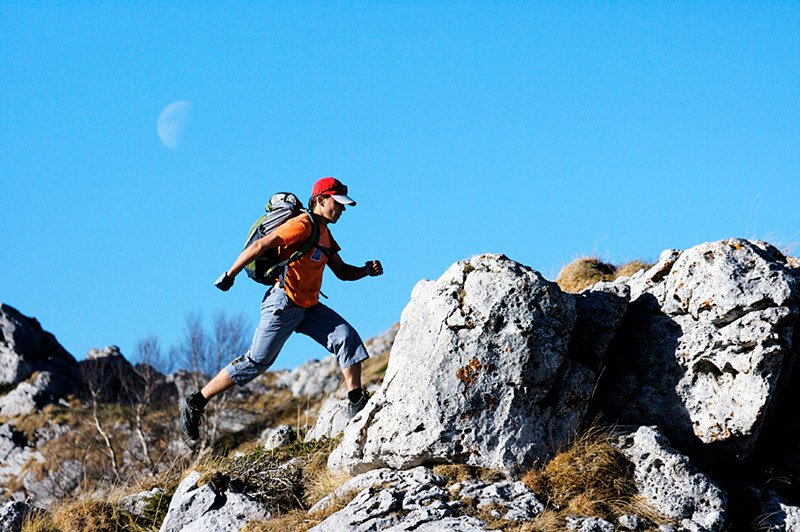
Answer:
[329,254,580,476]
[595,239,800,459]
[0,303,79,386]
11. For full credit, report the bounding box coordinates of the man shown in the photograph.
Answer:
[179,177,383,442]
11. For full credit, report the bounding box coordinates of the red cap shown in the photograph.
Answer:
[311,177,356,206]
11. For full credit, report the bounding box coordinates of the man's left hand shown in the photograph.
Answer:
[365,260,383,277]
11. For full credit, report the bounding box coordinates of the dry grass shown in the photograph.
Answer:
[241,489,358,532]
[302,450,350,507]
[192,435,344,514]
[20,468,180,532]
[234,437,356,532]
[614,260,652,279]
[556,257,652,293]
[433,464,505,486]
[520,427,669,530]
[22,498,145,532]
[556,258,616,293]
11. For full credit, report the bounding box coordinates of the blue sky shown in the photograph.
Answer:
[2,2,798,370]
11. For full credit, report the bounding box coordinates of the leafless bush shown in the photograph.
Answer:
[172,311,250,453]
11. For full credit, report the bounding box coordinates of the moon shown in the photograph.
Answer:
[157,101,191,149]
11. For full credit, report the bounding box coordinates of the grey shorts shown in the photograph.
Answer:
[225,287,369,386]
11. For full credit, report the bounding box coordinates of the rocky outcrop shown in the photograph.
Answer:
[275,356,341,399]
[2,239,799,529]
[159,471,270,532]
[615,426,727,531]
[594,239,800,461]
[0,304,79,386]
[0,371,69,417]
[330,254,581,476]
[76,346,180,405]
[79,345,146,403]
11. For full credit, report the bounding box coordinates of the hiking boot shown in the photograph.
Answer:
[179,396,203,441]
[348,390,370,418]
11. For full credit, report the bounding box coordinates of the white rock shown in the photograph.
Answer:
[260,425,296,450]
[455,479,544,521]
[308,466,470,532]
[159,471,270,532]
[304,394,351,442]
[275,357,341,398]
[310,466,448,514]
[0,372,63,417]
[119,487,164,517]
[617,514,640,530]
[597,239,800,459]
[330,254,578,476]
[616,426,727,531]
[566,515,615,532]
[755,489,800,531]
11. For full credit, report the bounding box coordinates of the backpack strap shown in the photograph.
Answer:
[264,211,320,288]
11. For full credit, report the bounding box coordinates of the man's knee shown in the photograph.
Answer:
[225,354,272,387]
[336,332,369,369]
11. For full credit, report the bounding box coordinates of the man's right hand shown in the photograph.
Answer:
[214,272,234,291]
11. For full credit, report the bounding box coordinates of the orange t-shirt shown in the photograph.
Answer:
[272,214,340,307]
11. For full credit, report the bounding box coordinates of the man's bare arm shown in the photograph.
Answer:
[327,252,383,281]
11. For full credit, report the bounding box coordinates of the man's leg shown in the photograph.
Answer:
[296,303,371,416]
[180,288,304,441]
[201,369,235,399]
[341,361,362,392]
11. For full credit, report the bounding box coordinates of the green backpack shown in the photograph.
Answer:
[243,192,319,285]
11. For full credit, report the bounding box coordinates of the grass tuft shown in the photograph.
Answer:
[614,260,652,279]
[556,257,652,293]
[520,427,669,530]
[556,258,616,293]
[22,499,145,532]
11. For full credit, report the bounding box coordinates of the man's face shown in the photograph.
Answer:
[318,195,345,223]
